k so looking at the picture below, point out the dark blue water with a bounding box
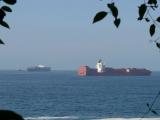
[0,71,160,120]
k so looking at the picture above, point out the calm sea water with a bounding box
[0,71,160,120]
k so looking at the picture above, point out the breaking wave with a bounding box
[93,118,160,120]
[25,116,79,120]
[25,116,160,120]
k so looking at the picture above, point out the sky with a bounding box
[0,0,159,71]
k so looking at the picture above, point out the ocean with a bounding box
[0,71,160,120]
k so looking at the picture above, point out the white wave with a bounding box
[25,116,79,120]
[25,116,160,120]
[93,118,160,120]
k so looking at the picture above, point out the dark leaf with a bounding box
[156,17,160,22]
[114,18,120,28]
[93,11,108,24]
[156,42,160,48]
[0,9,6,21]
[3,0,16,5]
[146,103,150,108]
[145,18,150,22]
[138,4,147,20]
[149,24,155,37]
[0,21,10,29]
[107,2,118,18]
[148,0,157,6]
[107,2,114,8]
[0,110,24,120]
[1,6,12,12]
[0,39,5,44]
[151,110,159,115]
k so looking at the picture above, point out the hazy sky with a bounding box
[0,0,159,70]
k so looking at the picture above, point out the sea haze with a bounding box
[0,71,160,120]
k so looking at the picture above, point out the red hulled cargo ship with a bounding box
[78,60,151,76]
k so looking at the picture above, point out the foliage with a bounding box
[0,0,16,45]
[93,2,121,28]
[93,0,160,49]
[0,110,24,120]
[93,0,160,118]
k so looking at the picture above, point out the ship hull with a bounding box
[78,66,151,76]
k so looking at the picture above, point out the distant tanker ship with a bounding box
[27,65,51,72]
[78,60,151,76]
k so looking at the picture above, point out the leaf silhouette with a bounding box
[148,0,157,6]
[93,11,108,24]
[107,3,118,18]
[1,6,12,12]
[146,103,150,108]
[0,110,24,120]
[0,39,5,44]
[0,9,6,21]
[156,17,160,22]
[156,42,160,48]
[3,0,16,5]
[149,24,155,37]
[138,4,147,20]
[151,110,158,115]
[145,18,150,22]
[114,18,120,28]
[0,21,10,29]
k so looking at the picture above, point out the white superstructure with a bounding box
[96,60,105,73]
[37,64,45,68]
